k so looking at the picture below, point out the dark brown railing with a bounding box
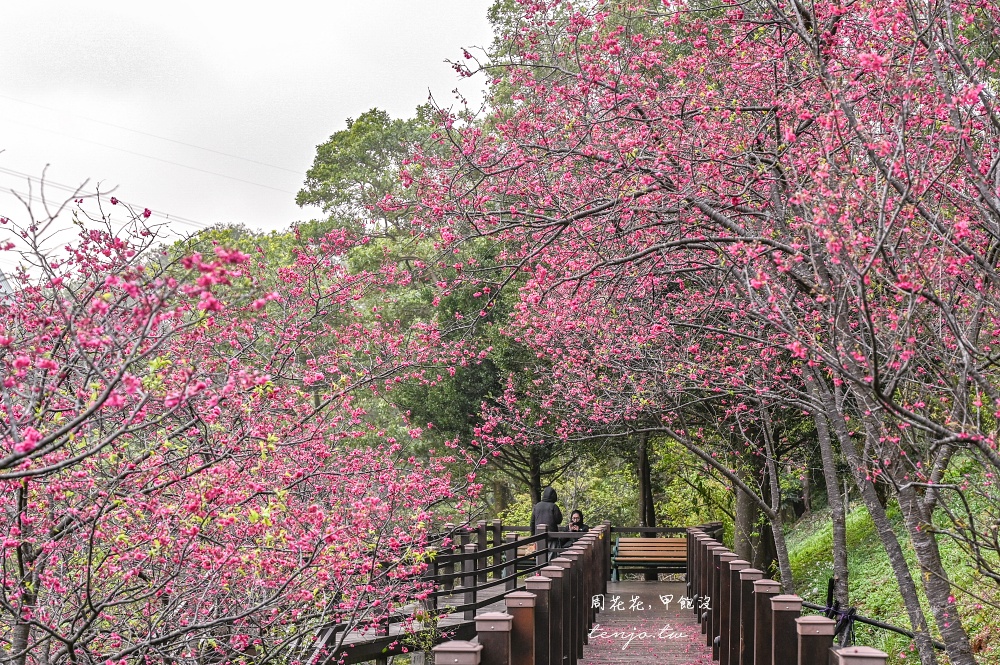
[310,521,606,665]
[687,526,897,665]
[314,520,754,665]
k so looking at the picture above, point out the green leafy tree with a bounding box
[297,107,435,237]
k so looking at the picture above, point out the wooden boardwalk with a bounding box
[583,580,713,665]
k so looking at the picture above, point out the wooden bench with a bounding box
[611,536,687,580]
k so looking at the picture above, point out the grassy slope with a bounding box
[785,505,999,664]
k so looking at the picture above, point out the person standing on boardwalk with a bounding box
[568,509,589,532]
[530,486,562,535]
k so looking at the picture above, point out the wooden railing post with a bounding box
[705,545,727,641]
[525,576,552,665]
[505,591,536,665]
[575,535,597,629]
[694,534,710,621]
[752,579,781,665]
[723,559,749,665]
[505,533,520,591]
[463,543,479,620]
[535,526,549,567]
[797,616,837,665]
[738,568,763,665]
[686,528,700,601]
[714,551,737,659]
[701,540,722,627]
[550,557,574,665]
[432,640,482,665]
[585,534,599,624]
[601,521,612,591]
[540,565,565,665]
[562,548,585,656]
[477,522,489,583]
[442,523,456,592]
[829,646,889,664]
[423,556,440,612]
[493,519,503,571]
[477,612,513,665]
[770,595,803,665]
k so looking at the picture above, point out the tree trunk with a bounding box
[808,377,849,608]
[734,482,757,562]
[898,484,976,665]
[801,470,811,515]
[824,387,938,665]
[493,477,510,515]
[637,432,658,580]
[753,519,778,574]
[734,455,762,564]
[529,449,542,505]
[637,432,656,528]
[759,415,794,593]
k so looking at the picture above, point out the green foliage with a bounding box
[653,439,731,528]
[296,106,434,236]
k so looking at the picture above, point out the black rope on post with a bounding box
[803,578,945,651]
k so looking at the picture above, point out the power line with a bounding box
[0,166,210,229]
[1,116,299,195]
[0,92,304,175]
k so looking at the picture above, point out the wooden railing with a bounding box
[314,520,742,665]
[310,521,608,665]
[686,526,892,665]
[430,523,611,665]
[428,520,723,665]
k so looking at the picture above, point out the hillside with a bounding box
[785,507,999,663]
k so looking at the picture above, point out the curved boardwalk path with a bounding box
[583,580,713,665]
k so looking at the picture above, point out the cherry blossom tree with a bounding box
[0,196,459,665]
[406,1,1000,662]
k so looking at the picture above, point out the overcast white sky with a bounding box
[0,1,494,267]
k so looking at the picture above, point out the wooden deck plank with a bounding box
[584,580,713,665]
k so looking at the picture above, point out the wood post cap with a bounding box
[719,552,738,561]
[753,579,781,592]
[505,591,537,607]
[770,594,803,611]
[476,611,513,632]
[739,568,764,581]
[550,557,572,568]
[796,615,837,635]
[831,646,889,664]
[432,640,483,664]
[540,566,565,578]
[525,575,552,589]
[728,559,750,570]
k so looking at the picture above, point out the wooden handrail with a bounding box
[686,524,896,665]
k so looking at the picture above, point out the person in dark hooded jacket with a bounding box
[530,486,562,534]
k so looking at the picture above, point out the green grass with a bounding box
[785,505,1000,664]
